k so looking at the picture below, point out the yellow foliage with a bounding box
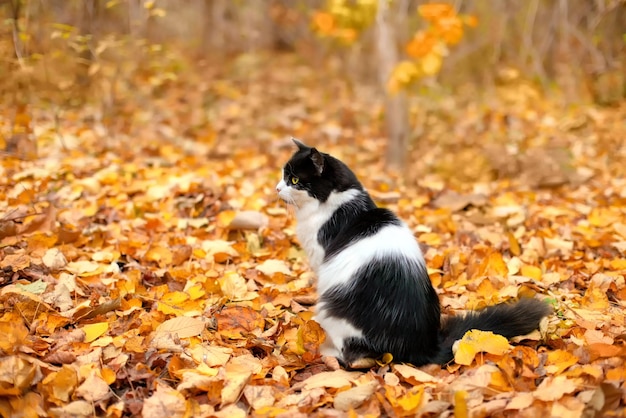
[83,322,110,343]
[387,60,421,94]
[312,0,378,45]
[391,3,477,92]
[454,330,510,365]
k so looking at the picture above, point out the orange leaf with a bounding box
[418,4,455,21]
[297,320,326,361]
[0,319,29,354]
[215,306,265,339]
[312,11,335,34]
[477,252,509,278]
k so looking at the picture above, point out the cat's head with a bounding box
[276,138,362,206]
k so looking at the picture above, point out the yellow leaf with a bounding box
[101,367,116,385]
[588,207,620,227]
[187,283,206,300]
[520,265,542,280]
[144,246,173,267]
[418,232,442,246]
[454,390,469,418]
[454,329,510,365]
[420,51,443,76]
[217,210,237,228]
[397,386,424,412]
[545,349,578,374]
[83,322,109,343]
[162,291,189,305]
[609,259,626,270]
[581,284,610,310]
[377,352,393,366]
[507,231,521,256]
[477,251,509,278]
[387,60,421,93]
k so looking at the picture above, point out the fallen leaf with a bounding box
[15,279,47,295]
[75,373,110,402]
[82,322,109,343]
[155,316,205,338]
[42,248,68,271]
[303,370,362,390]
[221,355,262,406]
[393,364,439,384]
[534,375,578,401]
[454,330,510,365]
[215,306,265,339]
[142,382,188,418]
[256,259,292,277]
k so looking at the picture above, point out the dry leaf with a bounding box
[156,316,205,338]
[303,370,362,390]
[142,382,188,418]
[534,376,578,401]
[454,330,510,365]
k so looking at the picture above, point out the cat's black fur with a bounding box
[278,139,552,367]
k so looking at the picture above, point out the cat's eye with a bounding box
[291,177,299,185]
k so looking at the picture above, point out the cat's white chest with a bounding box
[295,204,328,271]
[293,189,361,272]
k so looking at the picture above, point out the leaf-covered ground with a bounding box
[1,56,626,417]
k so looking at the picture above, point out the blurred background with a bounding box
[1,0,625,177]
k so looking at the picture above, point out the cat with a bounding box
[276,138,551,368]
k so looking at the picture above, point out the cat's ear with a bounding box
[292,137,309,151]
[310,148,324,175]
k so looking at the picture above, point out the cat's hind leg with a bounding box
[341,337,381,369]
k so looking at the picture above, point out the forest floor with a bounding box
[1,54,626,417]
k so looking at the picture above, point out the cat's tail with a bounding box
[434,298,552,365]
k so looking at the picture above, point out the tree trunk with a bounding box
[376,0,409,170]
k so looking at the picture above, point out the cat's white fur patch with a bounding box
[317,224,424,295]
[314,307,363,357]
[315,224,425,358]
[294,189,361,270]
[277,172,360,271]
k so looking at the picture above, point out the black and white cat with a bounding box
[276,138,551,368]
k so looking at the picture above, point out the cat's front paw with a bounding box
[346,357,377,369]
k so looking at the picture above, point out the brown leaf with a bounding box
[215,306,265,339]
[142,382,188,418]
